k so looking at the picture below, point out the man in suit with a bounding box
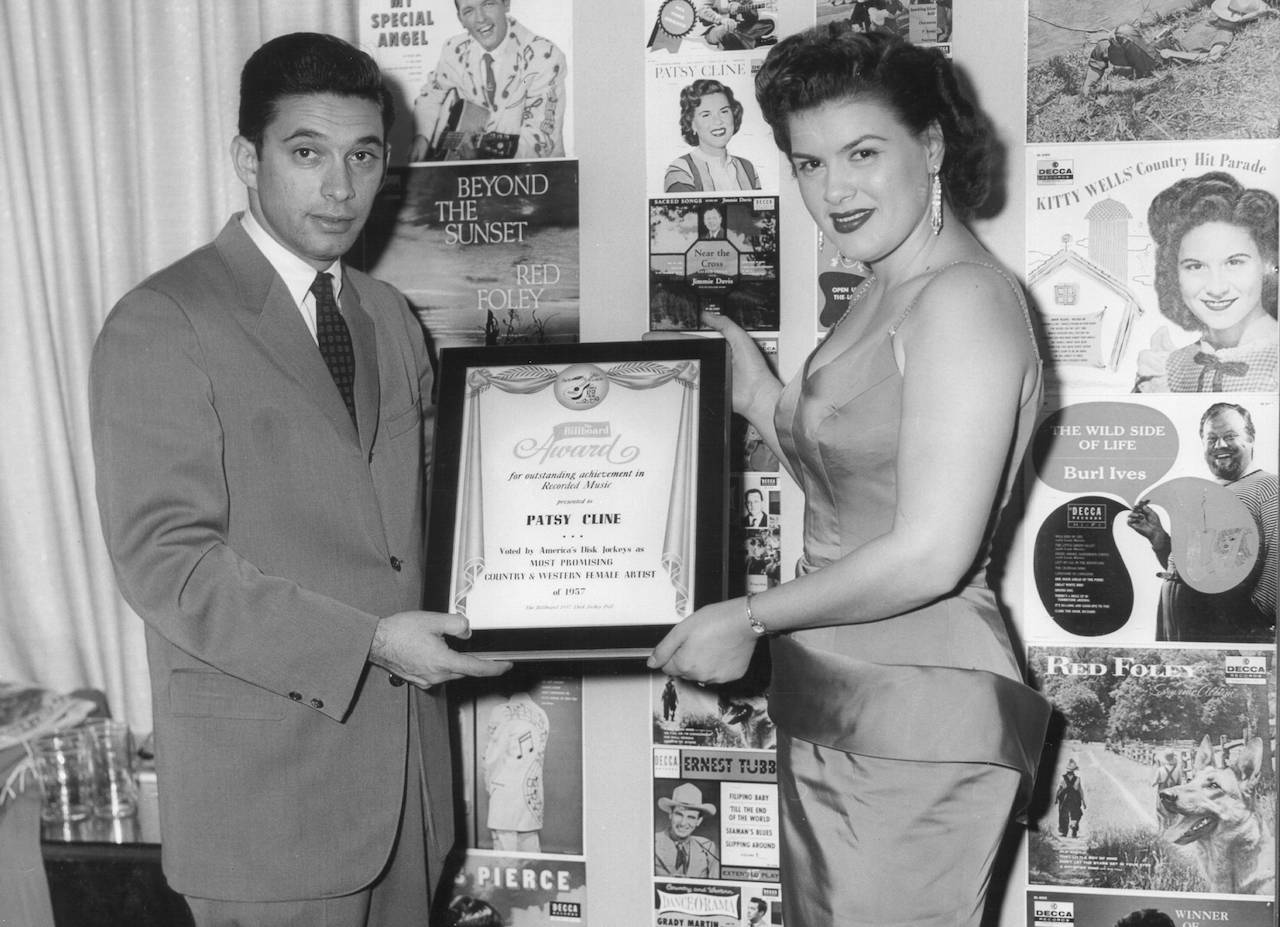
[90,33,510,926]
[743,487,768,527]
[653,782,720,879]
[701,205,727,240]
[409,0,567,161]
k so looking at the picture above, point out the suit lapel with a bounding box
[342,280,381,457]
[214,219,374,445]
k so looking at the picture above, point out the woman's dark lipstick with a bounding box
[831,208,873,234]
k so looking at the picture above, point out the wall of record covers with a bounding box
[357,0,1277,924]
[1021,0,1278,918]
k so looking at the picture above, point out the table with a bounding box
[40,773,193,927]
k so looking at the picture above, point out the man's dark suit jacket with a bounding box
[90,217,453,902]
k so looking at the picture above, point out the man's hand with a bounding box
[1127,501,1173,569]
[371,611,511,687]
[1126,501,1168,545]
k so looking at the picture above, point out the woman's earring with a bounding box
[930,169,943,236]
[817,229,824,253]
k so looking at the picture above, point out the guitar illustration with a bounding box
[702,0,777,49]
[421,88,519,161]
[648,0,776,52]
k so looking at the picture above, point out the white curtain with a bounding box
[0,0,356,734]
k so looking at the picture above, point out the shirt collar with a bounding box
[240,210,342,307]
[688,147,731,168]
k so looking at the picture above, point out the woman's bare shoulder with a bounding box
[895,257,1036,365]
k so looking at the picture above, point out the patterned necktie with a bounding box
[483,53,496,109]
[311,272,357,427]
[674,842,689,874]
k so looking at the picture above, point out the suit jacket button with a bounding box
[310,698,324,710]
[288,691,302,701]
[390,556,402,571]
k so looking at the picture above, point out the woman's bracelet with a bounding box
[746,592,768,636]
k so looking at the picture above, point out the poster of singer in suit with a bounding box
[362,0,573,163]
[649,195,779,332]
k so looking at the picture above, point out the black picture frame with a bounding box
[426,339,729,659]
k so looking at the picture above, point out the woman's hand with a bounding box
[700,312,781,420]
[644,312,788,473]
[647,597,760,684]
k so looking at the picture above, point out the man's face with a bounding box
[233,93,386,270]
[748,901,767,923]
[745,491,764,516]
[667,805,703,840]
[1201,409,1254,482]
[458,0,510,51]
[704,208,724,234]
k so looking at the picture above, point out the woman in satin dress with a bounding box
[649,27,1051,927]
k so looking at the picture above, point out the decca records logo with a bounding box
[1066,502,1107,529]
[548,900,581,921]
[1032,899,1074,926]
[1225,655,1269,684]
[653,747,681,778]
[1037,159,1074,184]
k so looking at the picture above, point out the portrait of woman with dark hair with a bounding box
[664,79,761,193]
[1136,171,1278,392]
[649,26,1050,927]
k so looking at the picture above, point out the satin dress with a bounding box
[769,262,1051,927]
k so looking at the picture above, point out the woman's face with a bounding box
[691,92,736,153]
[1177,220,1268,346]
[787,95,940,269]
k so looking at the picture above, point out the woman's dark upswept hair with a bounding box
[1147,171,1278,332]
[238,32,395,151]
[754,27,992,216]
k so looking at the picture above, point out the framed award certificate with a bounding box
[426,340,729,659]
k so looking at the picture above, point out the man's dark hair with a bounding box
[238,32,395,151]
[1200,402,1255,441]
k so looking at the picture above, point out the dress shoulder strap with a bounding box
[889,259,1037,348]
